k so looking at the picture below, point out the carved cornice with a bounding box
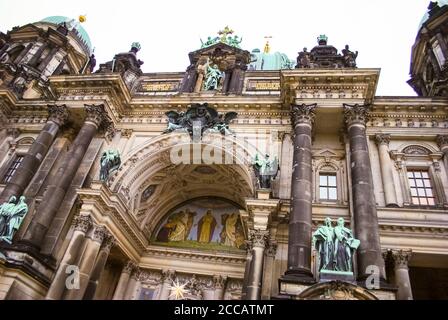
[343,103,370,127]
[375,134,391,146]
[73,214,92,233]
[290,103,316,127]
[47,104,69,126]
[390,249,412,269]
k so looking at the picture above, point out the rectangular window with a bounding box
[432,42,446,68]
[407,170,435,206]
[319,173,337,201]
[1,155,23,184]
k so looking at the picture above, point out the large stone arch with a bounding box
[298,281,379,300]
[108,132,262,237]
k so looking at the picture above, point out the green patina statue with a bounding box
[100,149,121,182]
[203,64,223,91]
[313,217,360,273]
[200,26,243,49]
[252,154,279,189]
[0,196,29,244]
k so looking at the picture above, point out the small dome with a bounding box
[38,16,92,53]
[418,0,448,30]
[249,50,293,70]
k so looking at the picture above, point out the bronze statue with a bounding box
[0,195,29,244]
[333,217,360,272]
[342,45,358,68]
[99,149,121,182]
[252,154,279,189]
[312,217,335,271]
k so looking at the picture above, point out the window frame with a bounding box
[0,154,24,184]
[406,168,436,207]
[318,172,338,202]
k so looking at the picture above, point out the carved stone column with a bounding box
[437,135,448,173]
[124,268,142,300]
[22,104,111,249]
[45,214,92,300]
[0,105,69,203]
[246,229,269,300]
[179,64,198,93]
[375,134,398,207]
[284,103,316,283]
[159,269,175,300]
[112,261,137,300]
[213,275,226,300]
[83,234,115,300]
[343,104,385,281]
[63,225,107,300]
[261,241,277,299]
[390,250,413,300]
[228,61,247,94]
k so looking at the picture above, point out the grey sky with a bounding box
[0,0,431,96]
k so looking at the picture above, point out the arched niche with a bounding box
[151,196,246,252]
[298,281,379,300]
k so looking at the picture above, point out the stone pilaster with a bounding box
[112,261,137,300]
[375,134,398,207]
[22,104,111,249]
[246,229,269,300]
[241,241,253,300]
[284,103,316,283]
[343,103,386,281]
[437,135,448,173]
[159,269,175,300]
[0,104,69,204]
[83,233,115,299]
[124,268,142,300]
[45,214,92,300]
[390,249,413,300]
[261,241,277,299]
[63,225,108,300]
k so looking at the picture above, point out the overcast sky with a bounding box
[0,0,432,96]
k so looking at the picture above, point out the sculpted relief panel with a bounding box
[154,197,245,251]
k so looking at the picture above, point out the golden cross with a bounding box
[218,26,234,41]
[264,36,273,53]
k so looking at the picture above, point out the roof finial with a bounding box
[264,36,272,54]
[78,15,87,23]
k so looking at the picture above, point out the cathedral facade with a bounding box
[0,3,447,300]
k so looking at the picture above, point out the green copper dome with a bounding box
[38,16,92,53]
[418,0,448,30]
[249,49,294,71]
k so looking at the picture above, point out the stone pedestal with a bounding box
[319,270,356,283]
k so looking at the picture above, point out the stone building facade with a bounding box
[0,5,447,300]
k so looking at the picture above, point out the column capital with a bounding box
[375,133,391,146]
[90,225,108,243]
[84,104,113,132]
[343,103,371,127]
[436,135,448,149]
[265,241,278,257]
[213,275,227,289]
[47,104,69,126]
[248,229,269,248]
[162,269,176,283]
[390,249,412,269]
[73,214,92,233]
[290,103,317,127]
[123,260,138,274]
[101,233,115,252]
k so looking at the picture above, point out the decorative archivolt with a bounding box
[397,142,437,155]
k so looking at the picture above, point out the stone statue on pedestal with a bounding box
[252,154,279,189]
[0,196,29,244]
[99,149,121,182]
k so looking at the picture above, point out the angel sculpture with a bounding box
[99,149,121,182]
[252,154,279,189]
[209,112,238,135]
[163,111,186,133]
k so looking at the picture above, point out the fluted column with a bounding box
[159,269,175,300]
[375,134,398,207]
[45,214,92,300]
[437,135,448,173]
[285,103,316,282]
[246,229,269,300]
[0,105,69,203]
[112,261,137,300]
[343,104,385,281]
[22,104,111,249]
[213,275,226,300]
[83,234,115,300]
[390,250,413,300]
